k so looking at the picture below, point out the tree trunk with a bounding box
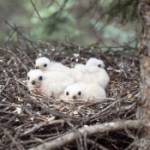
[137,0,150,149]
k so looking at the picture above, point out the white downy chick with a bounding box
[85,58,110,89]
[73,64,94,83]
[69,67,84,82]
[35,57,70,72]
[41,71,74,99]
[86,58,105,69]
[74,64,87,73]
[63,83,106,102]
[27,69,44,90]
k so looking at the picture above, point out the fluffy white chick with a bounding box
[27,69,44,90]
[35,57,70,72]
[63,83,106,102]
[41,71,74,99]
[85,58,110,89]
[86,58,105,69]
[74,64,87,73]
[73,64,94,83]
[69,67,84,82]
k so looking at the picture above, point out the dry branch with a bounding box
[29,120,142,150]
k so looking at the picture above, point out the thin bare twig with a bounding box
[30,0,43,22]
[87,139,109,150]
[3,129,22,150]
[21,119,64,137]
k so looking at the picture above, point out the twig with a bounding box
[3,129,22,150]
[0,110,27,117]
[21,119,64,137]
[30,0,43,22]
[81,98,122,123]
[28,120,142,150]
[87,139,109,150]
[55,0,60,7]
[0,78,11,94]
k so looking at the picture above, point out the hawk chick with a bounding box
[85,58,110,89]
[27,69,44,91]
[74,64,87,73]
[41,71,74,99]
[35,57,70,72]
[63,83,106,102]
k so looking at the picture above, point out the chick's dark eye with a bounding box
[39,76,43,80]
[78,91,81,95]
[28,76,30,80]
[43,64,47,67]
[98,64,101,68]
[66,92,69,95]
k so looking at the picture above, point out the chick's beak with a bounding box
[35,66,39,69]
[72,95,77,100]
[31,80,36,85]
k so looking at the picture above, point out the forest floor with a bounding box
[0,41,139,150]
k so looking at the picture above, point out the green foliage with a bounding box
[101,0,140,24]
[29,0,82,42]
[90,18,137,47]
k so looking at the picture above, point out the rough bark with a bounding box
[137,0,150,149]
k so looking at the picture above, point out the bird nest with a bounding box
[0,42,139,150]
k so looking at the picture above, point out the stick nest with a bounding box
[0,42,139,150]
